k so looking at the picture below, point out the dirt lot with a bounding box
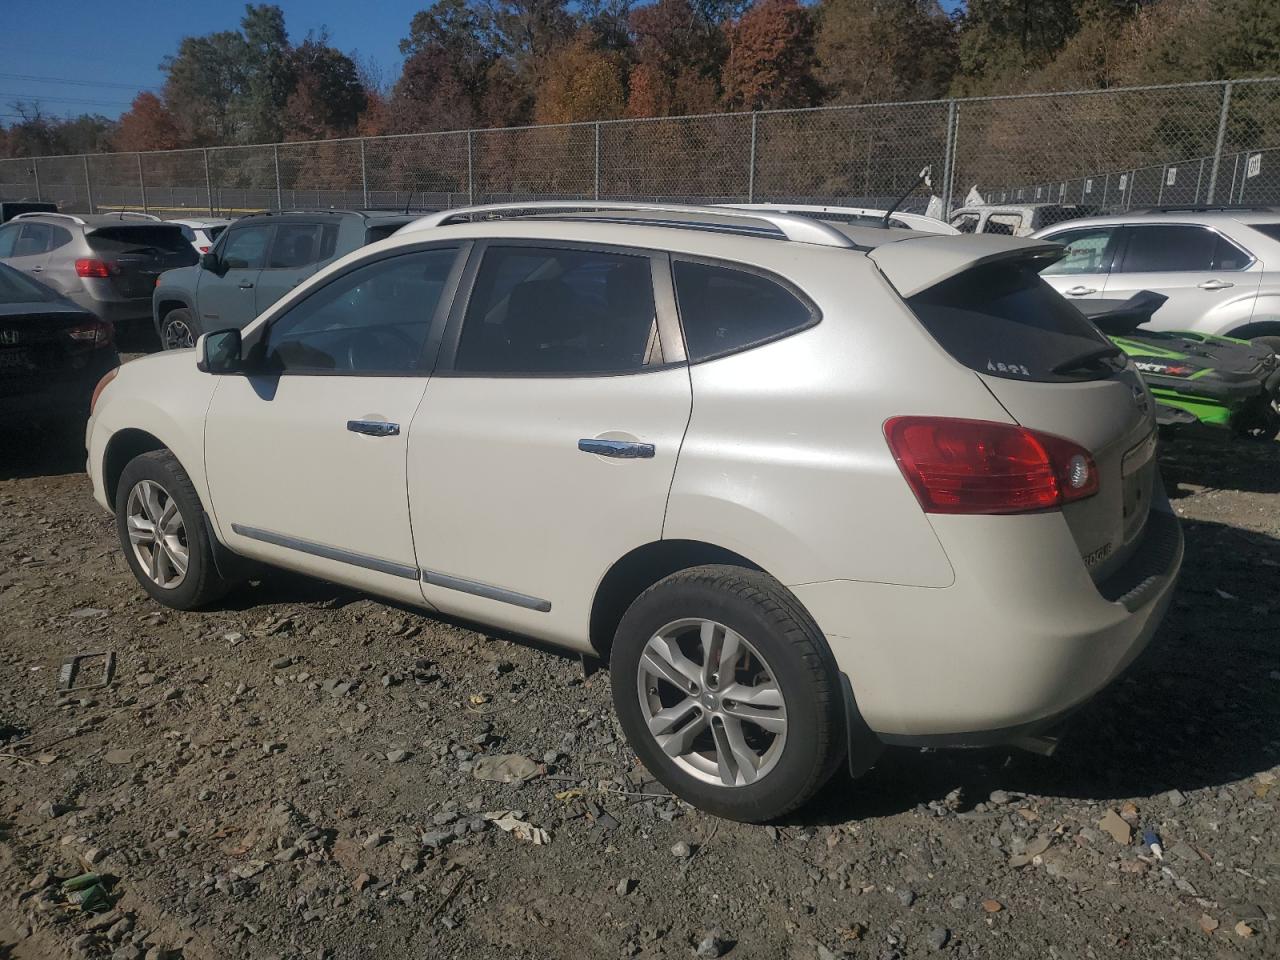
[1,416,1278,960]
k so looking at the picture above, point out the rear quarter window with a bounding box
[672,260,817,362]
[908,261,1118,383]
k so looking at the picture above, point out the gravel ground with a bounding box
[1,411,1278,960]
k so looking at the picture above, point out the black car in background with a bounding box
[0,261,118,435]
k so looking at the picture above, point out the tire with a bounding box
[609,564,846,822]
[114,449,232,610]
[160,307,199,351]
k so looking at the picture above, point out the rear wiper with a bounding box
[1051,343,1123,374]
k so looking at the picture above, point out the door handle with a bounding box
[1198,279,1234,290]
[347,419,400,437]
[1064,285,1096,296]
[30,266,43,273]
[578,438,655,459]
[238,280,255,289]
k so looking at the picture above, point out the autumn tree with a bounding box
[626,0,725,116]
[387,45,478,132]
[722,0,820,110]
[815,0,956,104]
[534,30,627,123]
[114,92,184,151]
[283,39,366,140]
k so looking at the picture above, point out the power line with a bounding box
[0,72,159,91]
[0,93,135,108]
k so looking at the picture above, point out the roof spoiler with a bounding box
[869,235,1064,298]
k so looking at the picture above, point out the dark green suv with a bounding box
[152,210,417,350]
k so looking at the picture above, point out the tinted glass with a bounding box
[0,224,18,258]
[673,260,814,362]
[1041,227,1116,276]
[908,261,1116,383]
[456,246,656,374]
[263,248,457,373]
[0,263,54,303]
[1247,223,1280,243]
[207,225,227,241]
[268,223,322,269]
[1116,225,1217,272]
[87,226,196,257]
[1212,234,1250,270]
[14,223,52,256]
[47,225,72,251]
[177,224,196,242]
[219,225,272,269]
[366,224,402,244]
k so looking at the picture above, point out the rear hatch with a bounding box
[85,225,198,300]
[872,236,1158,581]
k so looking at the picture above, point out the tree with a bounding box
[534,30,627,123]
[951,0,1081,95]
[162,31,251,144]
[387,45,478,132]
[114,92,184,151]
[815,0,956,104]
[283,39,367,140]
[626,0,726,116]
[240,4,295,142]
[722,0,820,110]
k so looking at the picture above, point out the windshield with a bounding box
[0,262,54,304]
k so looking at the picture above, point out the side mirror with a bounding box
[199,252,220,272]
[197,328,242,374]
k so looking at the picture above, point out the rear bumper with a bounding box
[67,289,152,326]
[793,506,1182,742]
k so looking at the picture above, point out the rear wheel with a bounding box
[160,308,198,351]
[610,565,848,822]
[115,450,232,609]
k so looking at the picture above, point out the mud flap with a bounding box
[841,672,885,779]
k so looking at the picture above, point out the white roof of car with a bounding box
[167,218,232,229]
[1031,208,1280,236]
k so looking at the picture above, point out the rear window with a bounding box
[366,223,408,244]
[1248,223,1280,243]
[207,225,227,241]
[907,261,1117,383]
[88,226,197,263]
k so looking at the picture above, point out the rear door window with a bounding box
[267,223,323,269]
[907,260,1117,383]
[454,245,658,374]
[672,260,816,362]
[1114,225,1220,272]
[1041,227,1117,275]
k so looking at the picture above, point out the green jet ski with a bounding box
[1076,291,1280,441]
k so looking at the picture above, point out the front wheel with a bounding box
[610,565,848,822]
[114,450,232,609]
[160,308,198,351]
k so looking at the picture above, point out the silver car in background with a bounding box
[1033,207,1280,349]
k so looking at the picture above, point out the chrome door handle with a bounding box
[578,438,655,459]
[1198,279,1234,290]
[238,281,255,289]
[1064,285,1096,296]
[347,419,400,437]
[30,266,43,272]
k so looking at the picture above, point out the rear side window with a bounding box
[908,261,1116,383]
[1115,225,1248,272]
[672,260,816,362]
[1041,227,1116,275]
[268,223,323,269]
[455,245,658,374]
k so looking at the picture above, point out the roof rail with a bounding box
[1135,204,1278,214]
[109,211,162,221]
[401,201,857,248]
[11,211,86,225]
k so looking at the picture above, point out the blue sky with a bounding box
[1,0,969,123]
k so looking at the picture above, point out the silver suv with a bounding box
[1033,207,1280,348]
[0,213,197,332]
[87,202,1182,821]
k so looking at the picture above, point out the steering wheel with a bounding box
[344,325,421,372]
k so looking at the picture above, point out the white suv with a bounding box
[1033,207,1280,347]
[85,202,1182,822]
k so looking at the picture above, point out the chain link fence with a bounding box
[3,77,1279,221]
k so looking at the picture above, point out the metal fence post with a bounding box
[593,122,601,200]
[137,153,148,213]
[1206,81,1234,205]
[82,156,95,214]
[203,148,213,215]
[467,130,475,204]
[273,145,283,210]
[941,99,959,218]
[747,113,758,202]
[359,138,369,208]
[32,157,41,201]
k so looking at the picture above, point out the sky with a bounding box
[0,0,422,122]
[0,0,971,124]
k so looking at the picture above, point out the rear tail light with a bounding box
[90,366,118,415]
[198,245,211,253]
[884,416,1099,515]
[75,258,118,278]
[63,319,114,349]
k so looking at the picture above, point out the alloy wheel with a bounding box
[164,317,195,350]
[125,479,189,589]
[636,618,787,787]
